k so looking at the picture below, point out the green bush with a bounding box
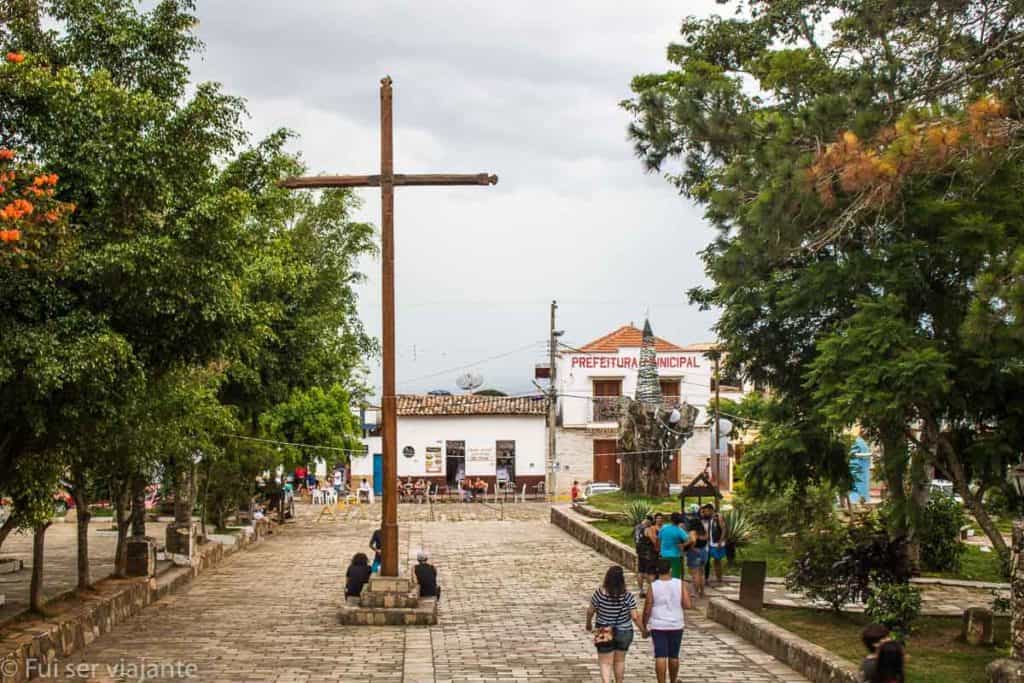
[919,492,966,573]
[788,511,910,613]
[865,582,922,640]
[786,519,853,611]
[736,482,838,542]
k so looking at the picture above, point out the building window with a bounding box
[496,440,515,486]
[591,379,622,422]
[659,379,681,408]
[445,440,465,487]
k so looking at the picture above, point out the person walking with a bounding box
[658,512,690,580]
[586,565,644,683]
[687,509,709,597]
[643,558,692,683]
[705,505,728,585]
[635,515,656,594]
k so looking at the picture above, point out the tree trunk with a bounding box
[70,472,91,592]
[0,512,17,555]
[131,475,147,538]
[878,429,915,575]
[112,479,131,577]
[922,415,1009,559]
[907,445,931,573]
[29,522,51,613]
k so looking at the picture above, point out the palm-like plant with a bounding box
[722,507,752,551]
[624,499,654,528]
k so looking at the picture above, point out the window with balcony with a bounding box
[660,379,681,409]
[591,379,622,422]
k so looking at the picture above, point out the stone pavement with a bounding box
[50,502,805,682]
[0,519,169,624]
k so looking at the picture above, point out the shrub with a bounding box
[623,499,654,529]
[736,482,838,542]
[788,511,910,612]
[865,582,922,640]
[721,507,752,551]
[787,519,854,611]
[919,492,966,572]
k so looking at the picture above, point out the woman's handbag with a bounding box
[592,626,613,646]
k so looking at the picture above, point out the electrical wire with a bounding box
[395,341,546,387]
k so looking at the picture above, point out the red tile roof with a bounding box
[578,325,686,353]
[397,394,547,417]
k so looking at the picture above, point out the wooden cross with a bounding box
[280,77,497,577]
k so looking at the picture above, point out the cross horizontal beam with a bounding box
[279,173,498,189]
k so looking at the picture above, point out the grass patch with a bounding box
[726,537,794,578]
[585,491,716,516]
[591,520,635,546]
[760,607,1009,683]
[922,544,1006,583]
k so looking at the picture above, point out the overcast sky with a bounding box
[188,1,724,398]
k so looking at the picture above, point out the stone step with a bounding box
[339,598,438,626]
[360,591,420,609]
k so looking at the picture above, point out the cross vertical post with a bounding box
[379,77,399,576]
[278,77,497,579]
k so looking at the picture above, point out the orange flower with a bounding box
[0,198,34,221]
[0,229,21,243]
[0,149,14,162]
[5,52,25,64]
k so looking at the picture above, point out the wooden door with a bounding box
[593,439,619,484]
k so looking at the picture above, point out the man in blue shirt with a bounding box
[657,512,691,579]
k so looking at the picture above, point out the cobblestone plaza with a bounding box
[51,504,805,682]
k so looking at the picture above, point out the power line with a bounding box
[395,341,546,387]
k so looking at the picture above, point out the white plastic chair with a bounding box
[312,489,325,505]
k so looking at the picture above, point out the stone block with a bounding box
[0,558,24,574]
[739,561,767,612]
[963,607,995,646]
[126,536,157,577]
[989,658,1024,682]
[165,522,197,566]
[368,575,413,593]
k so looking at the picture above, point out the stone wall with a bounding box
[0,522,277,683]
[707,598,860,683]
[550,506,636,573]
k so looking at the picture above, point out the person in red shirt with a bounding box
[295,465,308,492]
[571,481,581,502]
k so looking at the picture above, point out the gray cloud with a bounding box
[189,1,722,396]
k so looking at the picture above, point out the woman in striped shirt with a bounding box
[586,565,645,683]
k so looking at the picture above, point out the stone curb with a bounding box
[0,518,277,683]
[707,598,860,683]
[550,506,636,572]
[570,502,627,522]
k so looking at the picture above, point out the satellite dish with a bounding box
[456,371,483,392]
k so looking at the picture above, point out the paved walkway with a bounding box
[0,519,169,623]
[42,501,806,682]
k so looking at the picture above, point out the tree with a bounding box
[625,0,1024,559]
[260,384,362,468]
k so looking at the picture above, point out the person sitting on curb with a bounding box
[345,552,372,603]
[413,550,441,601]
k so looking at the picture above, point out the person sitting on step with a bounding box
[412,550,441,601]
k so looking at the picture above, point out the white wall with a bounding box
[355,415,545,481]
[557,349,714,427]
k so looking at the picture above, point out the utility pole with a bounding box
[713,351,721,484]
[548,300,560,500]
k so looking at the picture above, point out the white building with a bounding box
[554,324,746,492]
[353,394,546,496]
